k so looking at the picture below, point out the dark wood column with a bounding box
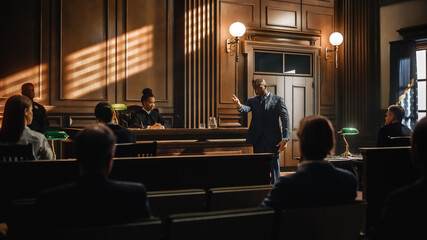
[182,0,218,128]
[336,0,381,151]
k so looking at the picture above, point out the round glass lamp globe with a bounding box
[329,32,343,46]
[229,22,246,38]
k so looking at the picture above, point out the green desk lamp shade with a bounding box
[338,128,359,157]
[45,131,69,140]
[338,127,359,135]
[111,104,127,111]
[45,131,69,160]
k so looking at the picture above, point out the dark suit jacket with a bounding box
[106,123,136,143]
[128,109,165,128]
[28,101,49,133]
[36,174,152,228]
[370,176,427,240]
[377,122,412,147]
[238,93,289,151]
[261,161,358,209]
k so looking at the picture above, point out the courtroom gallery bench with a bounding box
[359,146,420,233]
[31,200,365,240]
[0,153,273,200]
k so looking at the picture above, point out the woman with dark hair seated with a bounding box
[128,88,165,129]
[261,115,357,209]
[0,95,53,160]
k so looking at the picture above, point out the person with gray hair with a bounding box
[37,124,151,228]
[377,104,412,146]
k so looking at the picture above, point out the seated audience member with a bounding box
[36,125,152,228]
[377,105,412,147]
[370,116,427,240]
[0,95,53,160]
[128,88,165,129]
[261,115,357,209]
[95,102,136,143]
[21,82,49,133]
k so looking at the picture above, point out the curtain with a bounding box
[389,40,417,129]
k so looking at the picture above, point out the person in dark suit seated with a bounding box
[232,79,290,184]
[128,88,165,129]
[95,102,136,143]
[36,124,151,228]
[370,116,427,240]
[377,104,412,147]
[261,115,358,209]
[21,83,49,133]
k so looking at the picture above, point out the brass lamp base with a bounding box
[340,149,355,157]
[340,135,355,157]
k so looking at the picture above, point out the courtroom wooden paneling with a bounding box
[0,0,50,107]
[116,0,172,110]
[302,4,336,118]
[55,0,115,103]
[302,0,334,8]
[219,0,260,104]
[183,0,218,128]
[261,0,301,31]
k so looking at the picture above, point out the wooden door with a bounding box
[253,75,314,167]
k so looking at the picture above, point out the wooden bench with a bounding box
[148,189,206,218]
[0,143,34,162]
[359,147,420,232]
[277,200,366,240]
[165,208,276,240]
[36,218,162,240]
[206,185,272,211]
[0,153,272,199]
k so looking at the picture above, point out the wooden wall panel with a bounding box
[261,0,301,31]
[220,1,259,105]
[302,0,334,8]
[60,0,110,101]
[119,0,169,103]
[302,5,335,120]
[0,0,49,106]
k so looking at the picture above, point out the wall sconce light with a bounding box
[325,32,343,68]
[226,22,246,62]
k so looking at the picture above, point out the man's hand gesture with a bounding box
[232,94,242,109]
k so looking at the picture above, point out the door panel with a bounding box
[254,74,314,167]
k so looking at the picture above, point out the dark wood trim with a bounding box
[378,0,412,6]
[397,24,427,40]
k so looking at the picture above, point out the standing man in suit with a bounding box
[21,82,49,133]
[37,124,151,228]
[95,102,136,143]
[232,79,290,184]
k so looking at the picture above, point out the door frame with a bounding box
[242,40,321,167]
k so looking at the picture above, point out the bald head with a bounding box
[21,83,35,100]
[252,79,268,97]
